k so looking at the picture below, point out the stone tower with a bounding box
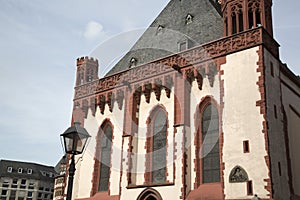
[76,56,99,86]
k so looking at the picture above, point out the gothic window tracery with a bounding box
[248,0,261,28]
[202,103,220,183]
[231,3,243,34]
[197,101,221,185]
[98,123,113,192]
[146,107,167,184]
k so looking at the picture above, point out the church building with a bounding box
[66,0,300,199]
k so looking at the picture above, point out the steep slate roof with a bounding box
[106,0,223,76]
[0,159,56,181]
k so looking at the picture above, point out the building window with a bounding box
[156,25,164,35]
[225,18,228,36]
[256,10,261,26]
[2,181,9,188]
[10,190,16,198]
[238,12,244,32]
[248,1,261,28]
[274,105,278,119]
[28,183,34,190]
[178,39,192,52]
[232,13,237,34]
[1,190,7,196]
[27,168,32,174]
[270,62,274,77]
[185,14,194,24]
[27,191,33,198]
[247,180,253,195]
[55,190,63,197]
[38,192,43,198]
[243,140,250,153]
[12,179,18,188]
[129,57,137,68]
[278,162,282,176]
[7,167,12,173]
[56,177,64,184]
[98,123,113,192]
[44,193,50,199]
[18,168,23,173]
[248,10,254,28]
[201,103,220,183]
[179,41,187,51]
[146,107,167,184]
[20,179,26,189]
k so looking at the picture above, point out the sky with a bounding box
[0,0,299,167]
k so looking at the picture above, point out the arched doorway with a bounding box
[137,188,163,200]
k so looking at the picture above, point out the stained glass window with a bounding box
[98,125,112,191]
[202,104,220,183]
[151,109,167,184]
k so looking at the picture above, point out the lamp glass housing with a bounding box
[61,122,90,155]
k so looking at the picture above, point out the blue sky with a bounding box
[0,0,299,166]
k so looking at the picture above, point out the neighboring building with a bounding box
[53,156,67,200]
[66,0,299,200]
[0,160,56,200]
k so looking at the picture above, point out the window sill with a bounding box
[126,182,174,189]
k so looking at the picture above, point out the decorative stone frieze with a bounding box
[73,28,278,116]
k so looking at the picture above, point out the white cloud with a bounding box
[83,21,105,40]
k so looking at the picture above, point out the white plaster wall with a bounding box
[221,47,270,199]
[73,99,125,198]
[189,75,220,191]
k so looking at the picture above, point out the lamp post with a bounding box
[61,122,91,200]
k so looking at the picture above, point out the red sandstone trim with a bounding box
[256,46,273,197]
[218,56,227,200]
[136,188,163,200]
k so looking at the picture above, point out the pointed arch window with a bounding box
[232,12,237,34]
[146,107,167,184]
[202,104,220,183]
[248,9,254,28]
[98,124,113,192]
[197,102,221,185]
[238,11,244,32]
[248,0,261,28]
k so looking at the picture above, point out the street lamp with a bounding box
[61,122,91,200]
